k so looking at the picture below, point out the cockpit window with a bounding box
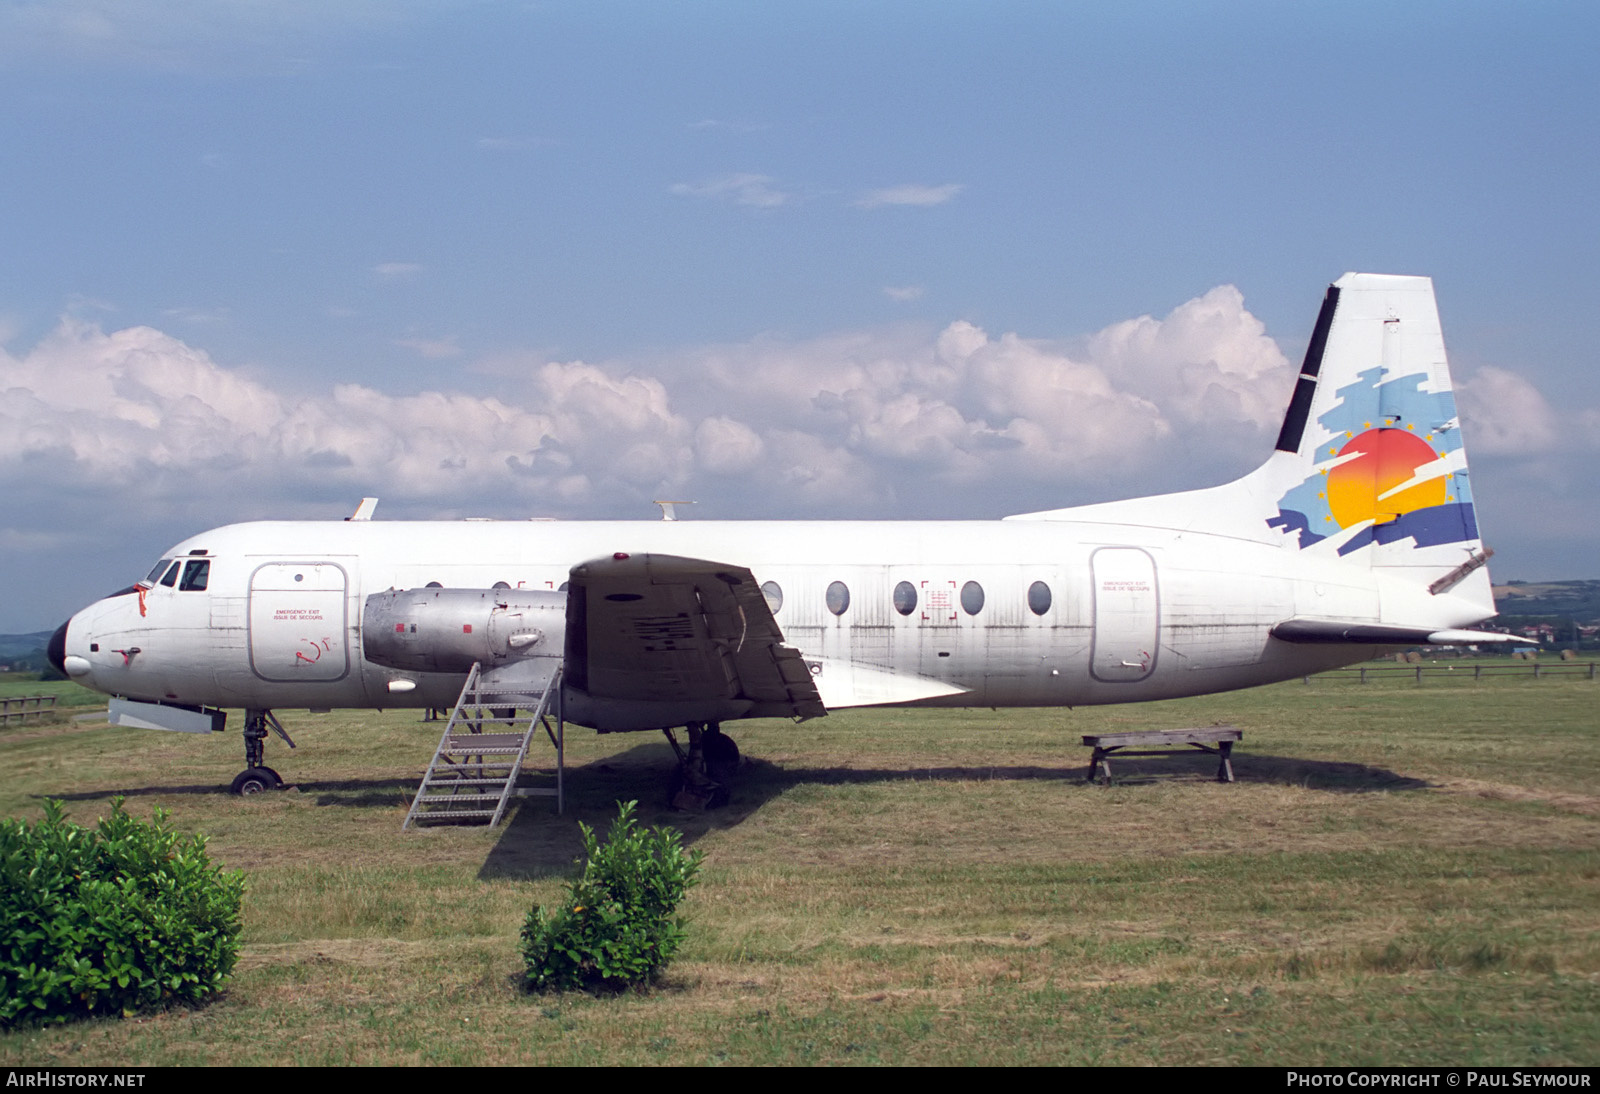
[159,561,180,587]
[179,559,211,591]
[145,559,173,584]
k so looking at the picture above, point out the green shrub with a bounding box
[521,800,704,993]
[0,798,245,1026]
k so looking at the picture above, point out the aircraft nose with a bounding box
[47,619,69,677]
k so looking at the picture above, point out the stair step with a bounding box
[403,662,564,831]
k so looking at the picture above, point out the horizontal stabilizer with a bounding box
[1271,620,1516,645]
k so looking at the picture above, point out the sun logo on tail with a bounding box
[1325,426,1449,527]
[1268,366,1476,555]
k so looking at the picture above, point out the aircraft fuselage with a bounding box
[60,514,1415,728]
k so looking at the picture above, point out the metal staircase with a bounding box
[403,661,564,830]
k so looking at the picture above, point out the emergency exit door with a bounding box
[248,562,350,682]
[1090,548,1159,683]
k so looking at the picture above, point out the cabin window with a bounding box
[892,581,917,616]
[158,561,180,588]
[825,581,850,616]
[1028,580,1052,616]
[961,580,985,615]
[761,581,783,614]
[145,559,172,584]
[179,559,210,592]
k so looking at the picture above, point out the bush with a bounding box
[0,798,245,1026]
[521,800,704,993]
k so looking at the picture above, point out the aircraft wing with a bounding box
[565,553,826,721]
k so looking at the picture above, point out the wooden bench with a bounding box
[1082,726,1241,784]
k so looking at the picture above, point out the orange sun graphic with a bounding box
[1324,428,1447,528]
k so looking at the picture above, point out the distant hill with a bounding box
[1492,580,1600,623]
[0,630,54,666]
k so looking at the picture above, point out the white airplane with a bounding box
[48,273,1511,799]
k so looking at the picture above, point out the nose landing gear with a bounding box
[231,709,295,795]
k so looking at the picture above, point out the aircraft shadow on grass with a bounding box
[25,738,1425,878]
[474,741,1431,879]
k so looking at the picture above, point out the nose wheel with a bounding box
[231,767,282,795]
[232,709,295,795]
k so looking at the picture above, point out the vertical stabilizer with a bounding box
[1264,273,1493,612]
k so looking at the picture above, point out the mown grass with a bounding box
[0,675,108,707]
[0,672,1595,1065]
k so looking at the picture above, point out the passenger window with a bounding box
[1028,580,1052,616]
[761,581,783,614]
[179,559,210,591]
[825,581,850,616]
[159,561,180,587]
[961,580,985,615]
[893,581,917,616]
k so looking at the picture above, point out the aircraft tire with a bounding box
[704,731,740,783]
[231,767,282,796]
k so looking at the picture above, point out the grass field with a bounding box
[1,670,1596,1065]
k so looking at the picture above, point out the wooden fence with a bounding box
[0,695,58,724]
[1308,662,1598,684]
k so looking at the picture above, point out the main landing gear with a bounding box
[231,709,296,796]
[662,721,740,811]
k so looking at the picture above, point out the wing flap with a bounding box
[567,553,825,721]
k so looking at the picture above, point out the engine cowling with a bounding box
[362,588,566,673]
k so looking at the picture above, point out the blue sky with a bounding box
[2,1,1596,632]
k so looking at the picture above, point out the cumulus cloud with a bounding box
[670,173,789,208]
[883,285,923,302]
[1082,284,1292,469]
[3,284,1467,574]
[856,183,964,208]
[4,285,1590,629]
[12,284,1589,626]
[1457,366,1562,455]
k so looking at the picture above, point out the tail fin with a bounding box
[1264,273,1493,609]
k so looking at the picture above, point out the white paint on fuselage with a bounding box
[60,512,1475,728]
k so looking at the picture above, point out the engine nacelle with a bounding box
[362,587,566,674]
